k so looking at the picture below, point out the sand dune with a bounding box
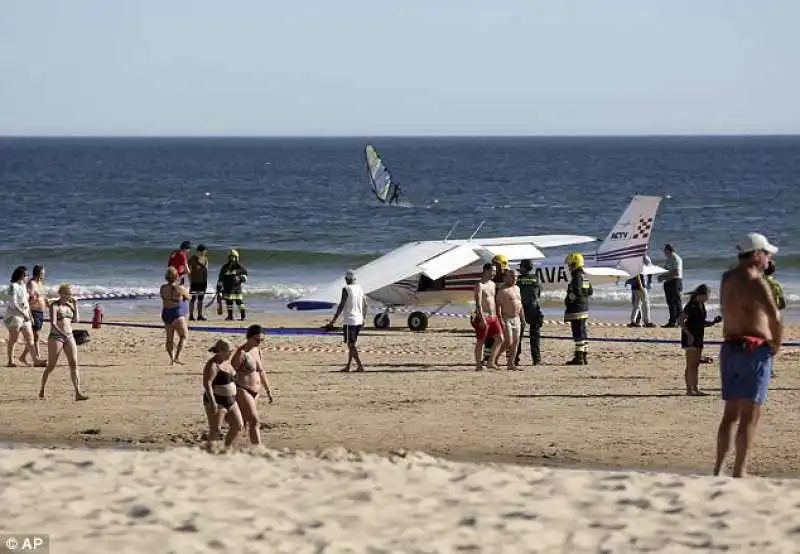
[1,445,799,553]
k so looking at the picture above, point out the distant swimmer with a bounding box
[387,182,401,205]
[714,233,781,478]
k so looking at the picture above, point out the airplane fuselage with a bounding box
[367,255,625,308]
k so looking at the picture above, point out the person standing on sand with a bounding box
[188,244,209,321]
[563,252,593,366]
[4,266,36,368]
[483,254,508,364]
[233,325,274,446]
[515,259,542,366]
[168,240,192,287]
[714,233,781,478]
[678,284,722,396]
[160,267,191,365]
[763,260,786,311]
[326,270,368,372]
[20,264,48,367]
[658,244,684,327]
[39,284,88,401]
[202,339,243,450]
[496,269,523,371]
[217,249,248,321]
[471,263,504,371]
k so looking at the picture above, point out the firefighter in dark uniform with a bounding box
[217,249,248,321]
[563,252,593,365]
[482,254,509,364]
[515,259,542,366]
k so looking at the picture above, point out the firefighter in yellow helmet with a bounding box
[216,249,249,321]
[482,254,510,364]
[563,252,593,365]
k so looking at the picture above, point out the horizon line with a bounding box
[2,132,800,140]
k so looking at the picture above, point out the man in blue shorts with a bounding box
[714,233,781,478]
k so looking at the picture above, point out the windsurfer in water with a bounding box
[388,182,401,205]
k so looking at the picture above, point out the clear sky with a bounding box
[1,0,797,136]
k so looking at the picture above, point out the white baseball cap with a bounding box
[736,233,778,255]
[345,269,356,280]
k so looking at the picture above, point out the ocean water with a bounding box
[1,136,799,321]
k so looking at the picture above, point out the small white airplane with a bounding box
[287,195,667,331]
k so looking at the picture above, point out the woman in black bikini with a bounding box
[203,339,243,450]
[232,324,274,446]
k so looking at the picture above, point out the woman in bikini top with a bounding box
[49,289,77,342]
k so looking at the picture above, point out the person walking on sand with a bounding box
[20,264,48,367]
[713,233,781,478]
[160,267,191,365]
[326,270,368,372]
[188,244,209,321]
[658,244,684,327]
[39,284,88,401]
[471,263,504,371]
[202,339,243,450]
[4,266,36,368]
[233,325,275,446]
[515,259,543,366]
[678,284,722,396]
[497,269,523,370]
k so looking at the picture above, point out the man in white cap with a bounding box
[714,232,781,478]
[327,269,368,372]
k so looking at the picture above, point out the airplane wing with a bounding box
[474,235,598,249]
[288,241,482,310]
[582,266,632,278]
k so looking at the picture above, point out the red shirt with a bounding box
[168,250,189,275]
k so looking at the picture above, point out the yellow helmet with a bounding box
[565,252,584,269]
[492,254,509,268]
[229,249,239,258]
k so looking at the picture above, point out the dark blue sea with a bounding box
[1,136,799,320]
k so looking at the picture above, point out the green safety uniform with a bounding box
[516,271,543,365]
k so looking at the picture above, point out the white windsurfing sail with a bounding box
[365,144,393,203]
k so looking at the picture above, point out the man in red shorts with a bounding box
[472,263,504,370]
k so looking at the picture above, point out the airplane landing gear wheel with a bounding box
[407,311,428,332]
[373,313,390,329]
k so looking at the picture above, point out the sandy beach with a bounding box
[0,444,798,554]
[1,313,799,476]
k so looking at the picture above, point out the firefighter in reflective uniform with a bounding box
[764,260,786,310]
[217,249,249,321]
[563,252,593,365]
[482,254,509,364]
[515,259,542,366]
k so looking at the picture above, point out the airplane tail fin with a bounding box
[594,195,662,272]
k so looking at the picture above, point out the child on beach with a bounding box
[202,339,243,450]
[678,284,721,396]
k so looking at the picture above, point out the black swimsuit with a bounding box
[203,367,236,409]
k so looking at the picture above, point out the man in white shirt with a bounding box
[657,243,684,327]
[327,270,368,372]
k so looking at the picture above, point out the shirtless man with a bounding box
[497,269,523,370]
[472,263,504,370]
[714,233,781,478]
